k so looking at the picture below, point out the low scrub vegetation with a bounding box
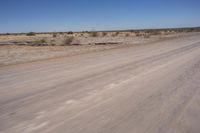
[26,32,36,36]
[61,36,75,46]
[102,32,107,37]
[67,31,74,35]
[143,34,150,38]
[31,39,47,46]
[112,32,120,37]
[52,34,58,38]
[90,32,99,37]
[135,31,141,37]
[125,33,130,37]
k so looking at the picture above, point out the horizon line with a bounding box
[1,26,200,34]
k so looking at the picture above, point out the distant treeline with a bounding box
[1,27,200,36]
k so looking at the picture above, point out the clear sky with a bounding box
[0,0,200,33]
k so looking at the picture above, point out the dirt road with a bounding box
[0,33,200,133]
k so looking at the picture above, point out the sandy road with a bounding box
[0,33,200,133]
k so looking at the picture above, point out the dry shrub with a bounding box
[31,39,47,46]
[26,32,36,36]
[90,32,99,37]
[112,32,120,37]
[52,34,57,38]
[125,33,130,37]
[143,34,150,38]
[150,30,161,35]
[61,36,74,46]
[67,31,74,35]
[135,32,141,37]
[58,32,64,35]
[102,32,107,37]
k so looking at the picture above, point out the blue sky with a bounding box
[0,0,200,33]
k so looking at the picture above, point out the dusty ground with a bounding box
[0,45,123,66]
[0,32,200,133]
[0,32,196,66]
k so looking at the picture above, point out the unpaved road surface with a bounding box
[0,33,200,133]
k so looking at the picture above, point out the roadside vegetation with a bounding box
[90,32,99,37]
[0,27,199,46]
[26,32,36,36]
